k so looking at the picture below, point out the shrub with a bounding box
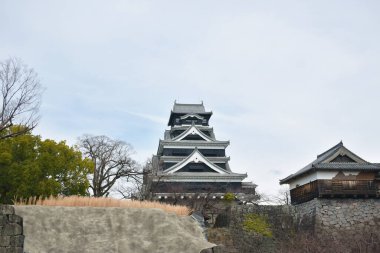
[242,213,273,238]
[223,192,235,202]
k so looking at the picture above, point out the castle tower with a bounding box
[143,102,256,201]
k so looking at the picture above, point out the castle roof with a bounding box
[172,102,207,114]
[154,172,247,182]
[164,148,230,174]
[168,102,212,126]
[280,141,380,184]
[171,125,216,142]
[157,139,230,154]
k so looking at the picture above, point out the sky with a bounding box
[1,0,380,197]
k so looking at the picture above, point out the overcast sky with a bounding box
[1,0,380,196]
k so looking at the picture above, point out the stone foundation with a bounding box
[206,198,380,252]
[296,198,380,235]
[0,205,24,253]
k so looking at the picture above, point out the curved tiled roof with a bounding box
[168,102,213,126]
[171,125,215,142]
[173,102,207,113]
[315,163,380,170]
[279,141,380,184]
[164,148,230,174]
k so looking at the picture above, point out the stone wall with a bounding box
[207,198,380,252]
[296,198,380,235]
[0,205,24,253]
[292,197,318,230]
[208,205,298,253]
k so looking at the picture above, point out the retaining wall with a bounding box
[296,198,380,235]
[227,205,295,253]
[0,205,24,253]
[207,198,380,252]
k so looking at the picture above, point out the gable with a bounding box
[180,114,205,120]
[176,163,219,173]
[322,146,367,164]
[172,126,214,142]
[182,134,205,141]
[330,155,356,163]
[165,149,228,174]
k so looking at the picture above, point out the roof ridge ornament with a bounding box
[317,141,343,158]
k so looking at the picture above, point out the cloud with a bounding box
[1,0,380,196]
[125,111,167,125]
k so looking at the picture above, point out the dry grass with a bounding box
[15,196,191,216]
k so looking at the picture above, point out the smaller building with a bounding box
[280,141,380,204]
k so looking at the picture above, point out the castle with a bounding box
[143,102,256,202]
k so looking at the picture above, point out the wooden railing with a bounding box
[318,180,379,196]
[290,180,380,204]
[290,181,319,204]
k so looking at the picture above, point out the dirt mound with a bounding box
[15,206,214,253]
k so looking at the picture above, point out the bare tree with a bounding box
[140,157,160,200]
[0,57,42,139]
[273,186,291,205]
[116,178,144,200]
[78,135,142,197]
[254,186,290,205]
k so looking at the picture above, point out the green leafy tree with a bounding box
[0,128,93,204]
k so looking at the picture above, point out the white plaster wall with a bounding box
[343,171,360,176]
[289,170,362,189]
[316,171,339,179]
[289,172,318,189]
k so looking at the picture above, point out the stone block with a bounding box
[2,224,22,236]
[200,248,213,253]
[0,206,14,215]
[3,247,23,253]
[13,248,23,253]
[0,236,11,246]
[10,236,24,247]
[212,245,227,253]
[6,216,22,225]
[0,216,6,226]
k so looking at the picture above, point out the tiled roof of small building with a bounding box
[279,141,380,184]
[315,163,380,170]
